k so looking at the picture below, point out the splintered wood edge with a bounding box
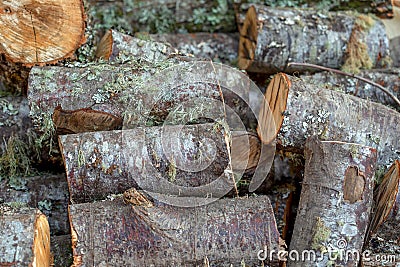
[95,29,113,60]
[33,211,51,267]
[238,5,258,70]
[231,131,261,171]
[368,160,400,236]
[257,73,290,144]
[69,206,83,267]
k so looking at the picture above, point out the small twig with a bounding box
[288,62,400,107]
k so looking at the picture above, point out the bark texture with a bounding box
[69,195,279,267]
[0,205,51,267]
[300,69,400,109]
[150,32,239,65]
[237,4,391,74]
[261,73,400,168]
[95,29,178,62]
[0,173,70,235]
[27,61,253,134]
[0,0,86,65]
[59,123,233,203]
[288,137,377,267]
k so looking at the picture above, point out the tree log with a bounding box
[258,73,400,168]
[84,0,236,37]
[300,69,400,109]
[150,32,239,65]
[27,61,255,134]
[0,205,51,267]
[59,123,269,203]
[0,173,69,235]
[68,195,279,266]
[95,29,178,62]
[237,4,391,74]
[288,137,377,267]
[0,0,86,65]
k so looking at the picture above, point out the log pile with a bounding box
[1,1,400,266]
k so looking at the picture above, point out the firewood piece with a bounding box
[0,0,86,65]
[300,69,400,109]
[68,195,279,266]
[95,29,178,62]
[237,5,391,74]
[258,73,400,168]
[28,61,253,134]
[367,160,400,242]
[382,4,400,66]
[150,32,239,65]
[0,205,51,267]
[59,123,233,203]
[288,137,377,267]
[0,173,70,235]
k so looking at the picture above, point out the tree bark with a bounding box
[95,29,178,62]
[27,61,253,134]
[0,0,86,66]
[59,123,234,203]
[258,73,400,168]
[150,32,239,65]
[300,69,400,109]
[51,235,73,267]
[0,205,51,267]
[237,4,391,74]
[288,137,377,267]
[68,195,280,267]
[0,173,70,235]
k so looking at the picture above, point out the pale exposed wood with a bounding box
[0,0,86,65]
[288,137,377,267]
[259,73,400,168]
[237,4,391,73]
[0,205,51,267]
[68,195,280,266]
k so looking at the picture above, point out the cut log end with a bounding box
[95,29,113,60]
[257,73,290,144]
[238,5,258,70]
[33,213,51,267]
[0,0,86,66]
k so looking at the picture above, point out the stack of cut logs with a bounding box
[0,0,400,266]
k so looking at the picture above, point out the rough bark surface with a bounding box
[300,69,400,109]
[0,96,33,153]
[0,0,86,65]
[237,4,391,73]
[264,73,400,168]
[0,173,70,235]
[288,137,377,267]
[59,123,232,203]
[27,61,253,134]
[151,32,239,65]
[95,29,178,62]
[0,205,51,267]
[69,195,279,267]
